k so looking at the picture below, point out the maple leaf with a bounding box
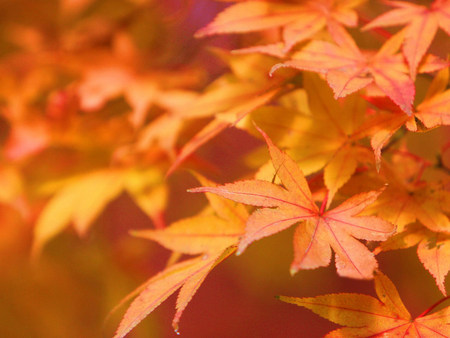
[271,28,416,114]
[114,248,235,338]
[132,174,246,255]
[32,170,124,256]
[122,169,168,227]
[378,223,450,296]
[368,152,450,234]
[416,66,450,128]
[4,120,49,160]
[190,126,395,279]
[115,175,245,337]
[417,234,450,296]
[358,108,417,169]
[363,0,450,79]
[241,73,372,205]
[133,215,241,255]
[166,52,284,175]
[167,87,279,176]
[77,64,201,128]
[279,271,450,336]
[196,0,363,52]
[32,168,167,255]
[71,26,203,124]
[133,113,186,161]
[118,89,200,160]
[232,43,288,59]
[359,66,449,168]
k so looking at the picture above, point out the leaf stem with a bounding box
[359,14,392,40]
[417,296,450,318]
[320,191,329,215]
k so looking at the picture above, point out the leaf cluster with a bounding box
[0,0,449,336]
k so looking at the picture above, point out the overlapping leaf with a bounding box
[354,147,450,293]
[242,73,372,205]
[379,223,450,296]
[357,66,449,168]
[114,248,234,338]
[358,104,416,169]
[77,61,201,127]
[369,152,450,234]
[196,0,362,53]
[114,175,246,336]
[416,66,450,128]
[190,127,395,279]
[271,29,416,114]
[364,0,450,78]
[167,53,284,175]
[279,271,450,336]
[167,87,279,175]
[133,174,247,255]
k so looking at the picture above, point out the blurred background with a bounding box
[0,0,448,337]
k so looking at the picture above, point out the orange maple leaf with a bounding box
[166,52,285,175]
[195,0,362,52]
[363,0,450,79]
[77,63,200,128]
[114,174,246,337]
[271,28,416,115]
[190,126,395,279]
[242,73,373,205]
[167,87,279,176]
[378,223,450,296]
[114,248,234,338]
[358,66,449,168]
[357,107,416,169]
[32,168,167,256]
[133,174,247,255]
[279,271,450,336]
[369,151,450,234]
[416,66,450,128]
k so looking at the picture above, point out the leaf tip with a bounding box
[372,246,382,255]
[375,160,381,173]
[165,163,177,179]
[129,229,153,239]
[129,229,139,237]
[252,121,273,150]
[269,63,286,77]
[236,242,248,256]
[194,27,208,39]
[187,187,203,193]
[276,295,290,303]
[289,266,299,276]
[173,324,181,335]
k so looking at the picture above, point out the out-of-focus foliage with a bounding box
[0,0,449,337]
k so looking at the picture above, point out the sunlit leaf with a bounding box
[279,271,450,336]
[190,127,394,279]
